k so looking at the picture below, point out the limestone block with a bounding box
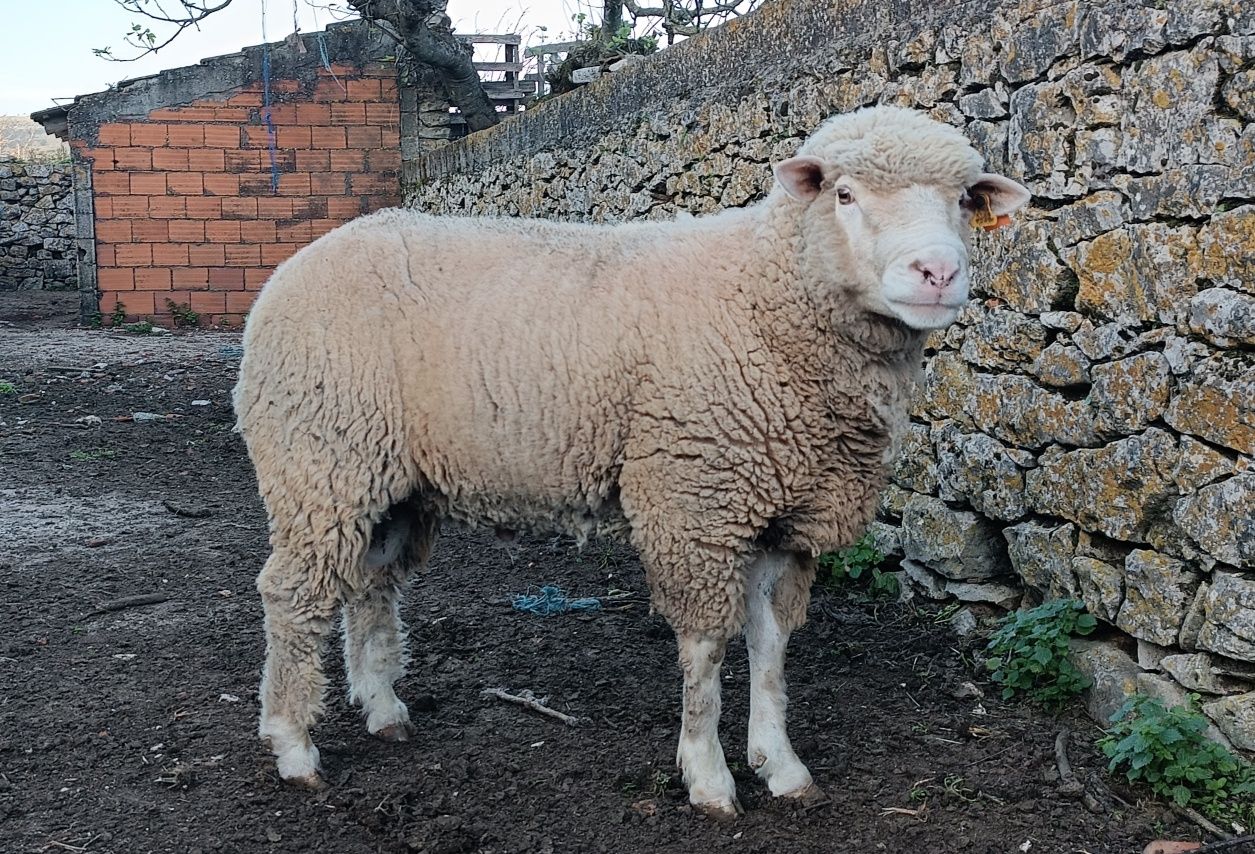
[1198,571,1255,659]
[1004,521,1078,598]
[900,494,1010,580]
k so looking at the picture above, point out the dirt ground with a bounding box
[1,292,1197,854]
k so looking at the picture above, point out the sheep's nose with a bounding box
[911,257,959,289]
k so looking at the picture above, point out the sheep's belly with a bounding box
[432,490,632,545]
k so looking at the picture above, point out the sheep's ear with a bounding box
[774,156,827,202]
[968,173,1032,216]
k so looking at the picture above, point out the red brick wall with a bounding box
[76,62,401,327]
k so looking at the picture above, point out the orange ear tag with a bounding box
[969,194,999,229]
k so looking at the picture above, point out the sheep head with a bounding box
[773,106,1030,331]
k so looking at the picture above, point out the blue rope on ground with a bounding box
[512,585,602,616]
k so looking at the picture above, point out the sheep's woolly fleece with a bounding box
[234,106,981,636]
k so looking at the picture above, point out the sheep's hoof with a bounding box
[691,796,743,821]
[780,782,829,807]
[285,771,328,791]
[372,721,416,743]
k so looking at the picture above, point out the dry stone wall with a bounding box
[409,0,1255,749]
[0,158,76,290]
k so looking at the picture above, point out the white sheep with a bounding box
[233,105,1030,817]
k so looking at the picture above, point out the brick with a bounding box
[241,125,272,148]
[97,123,130,146]
[296,103,332,124]
[97,268,135,290]
[225,244,261,266]
[189,244,226,266]
[346,78,381,101]
[365,103,399,126]
[147,108,194,121]
[173,267,210,288]
[267,103,299,125]
[93,172,131,195]
[327,196,363,219]
[112,291,155,317]
[134,268,173,291]
[277,173,312,196]
[380,129,399,148]
[206,221,241,243]
[346,126,382,148]
[185,197,222,219]
[257,197,294,218]
[277,126,312,148]
[239,220,277,243]
[209,107,253,122]
[321,63,356,78]
[311,172,348,195]
[166,125,205,146]
[329,149,365,171]
[261,243,299,266]
[329,102,366,124]
[221,197,258,219]
[148,197,187,219]
[311,126,346,148]
[96,245,115,266]
[226,91,265,107]
[276,220,313,242]
[188,148,225,171]
[131,220,169,242]
[363,195,399,213]
[168,220,205,242]
[238,173,275,196]
[225,149,262,172]
[291,197,328,219]
[313,80,348,102]
[203,125,242,148]
[310,219,340,240]
[209,267,245,288]
[351,173,397,194]
[129,172,166,195]
[189,292,226,314]
[203,173,241,196]
[129,123,168,146]
[366,148,402,172]
[379,80,398,99]
[294,149,330,171]
[152,244,190,266]
[227,290,258,312]
[166,173,205,195]
[111,148,152,170]
[152,148,190,171]
[96,220,132,242]
[244,268,271,290]
[109,196,149,218]
[115,244,152,266]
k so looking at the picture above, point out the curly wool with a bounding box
[234,106,982,638]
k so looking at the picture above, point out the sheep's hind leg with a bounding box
[745,551,823,802]
[257,549,342,789]
[675,631,741,819]
[344,505,439,741]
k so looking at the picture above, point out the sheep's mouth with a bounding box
[885,299,963,330]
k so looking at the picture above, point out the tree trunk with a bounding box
[603,0,625,37]
[348,0,498,132]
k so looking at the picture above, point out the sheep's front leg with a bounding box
[675,631,740,818]
[745,551,821,800]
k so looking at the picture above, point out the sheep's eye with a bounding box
[836,186,855,205]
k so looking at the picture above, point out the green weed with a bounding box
[818,533,899,598]
[1101,694,1255,823]
[984,598,1096,710]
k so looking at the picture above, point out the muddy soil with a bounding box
[1,293,1193,853]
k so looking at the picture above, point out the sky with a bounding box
[0,0,590,117]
